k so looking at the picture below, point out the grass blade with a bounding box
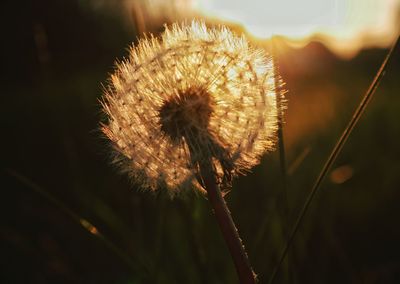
[268,34,400,284]
[272,38,291,282]
[5,168,148,279]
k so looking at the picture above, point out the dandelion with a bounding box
[101,21,278,195]
[101,21,281,284]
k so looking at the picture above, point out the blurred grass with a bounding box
[1,0,400,283]
[269,36,399,284]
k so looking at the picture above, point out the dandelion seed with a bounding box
[101,21,279,195]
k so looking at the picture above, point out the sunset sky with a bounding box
[193,0,399,56]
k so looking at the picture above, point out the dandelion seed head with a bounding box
[101,21,280,195]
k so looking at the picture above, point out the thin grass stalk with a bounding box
[268,34,400,284]
[272,37,291,282]
[5,169,147,279]
[275,80,289,232]
[199,161,256,284]
[272,38,289,225]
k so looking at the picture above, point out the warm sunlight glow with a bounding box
[194,0,399,57]
[80,219,99,235]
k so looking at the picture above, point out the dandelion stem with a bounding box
[268,34,400,284]
[200,161,256,284]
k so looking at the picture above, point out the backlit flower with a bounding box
[101,21,279,195]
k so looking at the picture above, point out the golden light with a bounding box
[80,219,99,235]
[194,0,399,57]
[330,165,354,184]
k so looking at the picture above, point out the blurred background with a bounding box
[1,0,400,283]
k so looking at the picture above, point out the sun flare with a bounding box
[194,0,399,57]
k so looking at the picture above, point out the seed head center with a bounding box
[159,88,213,143]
